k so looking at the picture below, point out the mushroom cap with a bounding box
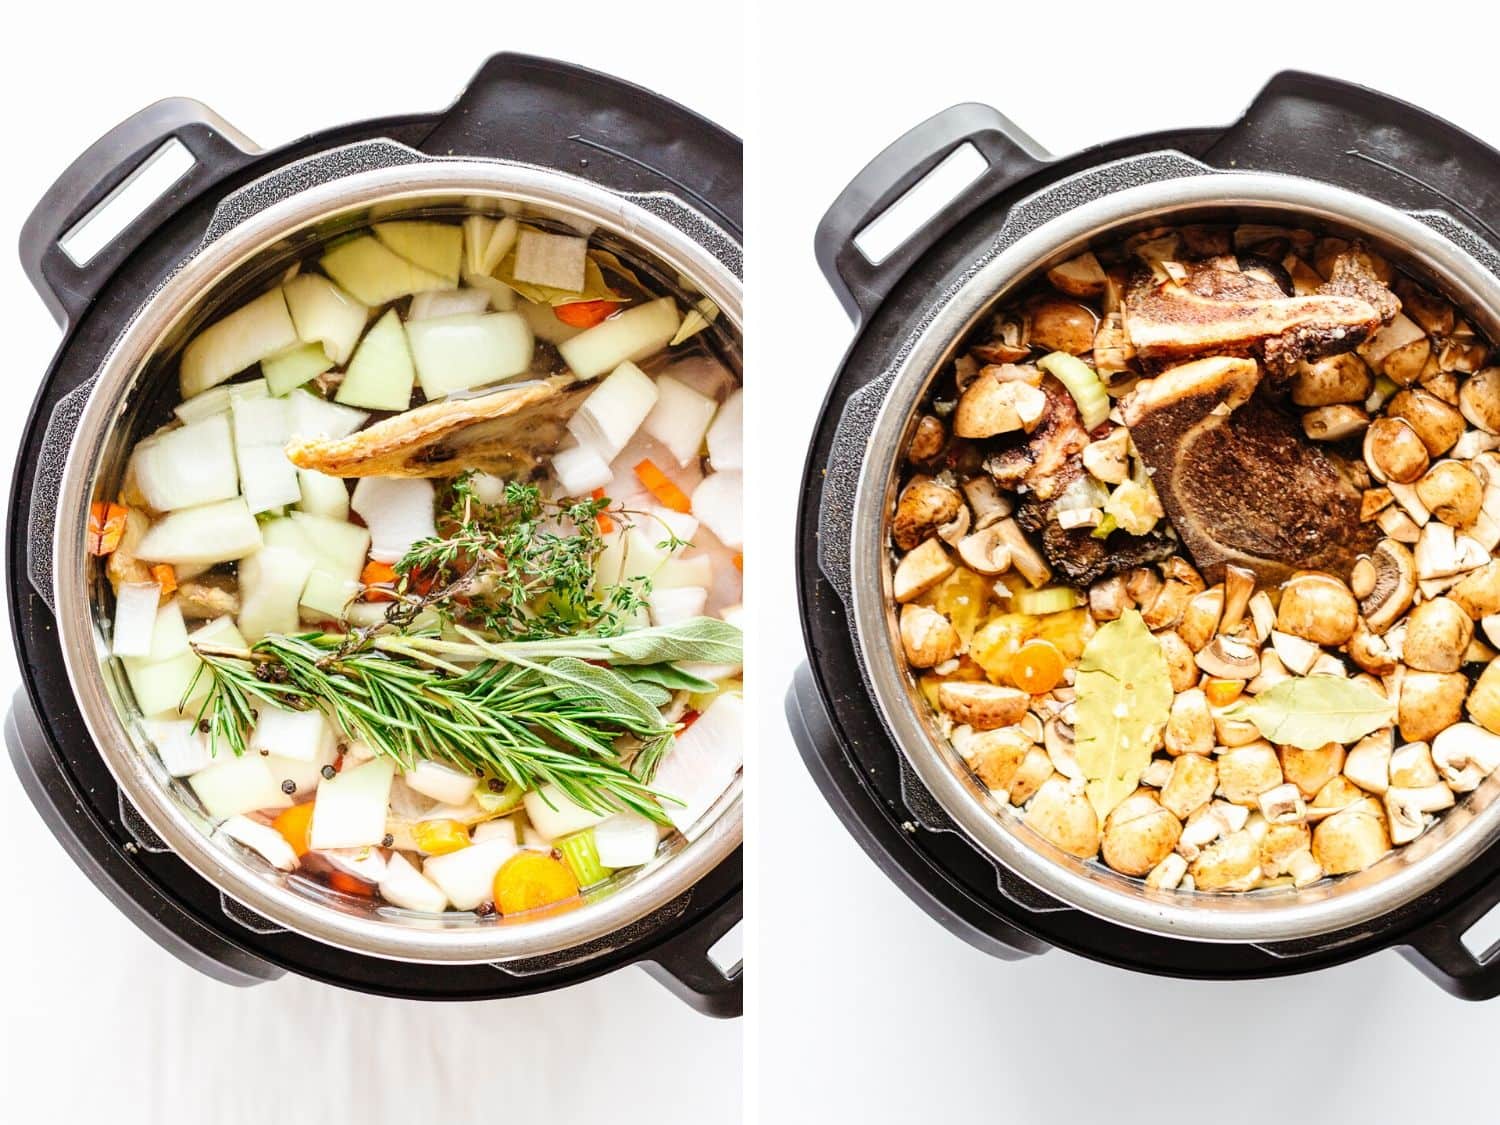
[1024,776,1101,858]
[1312,798,1391,874]
[1359,539,1417,634]
[1402,597,1474,673]
[1101,790,1182,876]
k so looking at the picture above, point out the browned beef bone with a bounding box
[1123,254,1392,375]
[1122,356,1378,585]
[1015,461,1178,585]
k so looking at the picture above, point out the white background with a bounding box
[0,5,741,1122]
[753,4,1500,1124]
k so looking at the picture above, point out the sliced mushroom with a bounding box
[1046,252,1108,298]
[955,525,1012,577]
[964,727,1032,790]
[900,604,960,668]
[1276,572,1358,645]
[1101,790,1182,876]
[1081,427,1131,484]
[1344,729,1394,795]
[1195,634,1260,680]
[1303,404,1369,442]
[1312,798,1391,874]
[1416,461,1482,529]
[1431,722,1500,792]
[961,476,1012,526]
[1145,852,1189,890]
[1280,742,1346,800]
[1261,821,1314,875]
[1387,388,1466,457]
[1307,776,1368,821]
[1160,753,1218,819]
[1385,784,1455,844]
[992,518,1051,588]
[1042,713,1081,780]
[1269,629,1321,676]
[936,503,971,546]
[1248,590,1277,643]
[1364,416,1430,484]
[1347,620,1398,676]
[1125,566,1164,609]
[1450,560,1500,619]
[1216,741,1284,806]
[1219,564,1255,635]
[1398,670,1469,742]
[1178,585,1225,652]
[1377,506,1422,544]
[893,539,955,603]
[1359,539,1417,634]
[1164,688,1213,756]
[1246,650,1292,695]
[1258,783,1307,825]
[937,682,1030,730]
[892,477,963,550]
[1088,573,1130,622]
[1402,597,1474,673]
[1460,367,1500,434]
[1007,747,1055,806]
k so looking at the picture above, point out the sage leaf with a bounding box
[474,617,743,668]
[1074,610,1173,821]
[1225,675,1394,750]
[619,662,721,695]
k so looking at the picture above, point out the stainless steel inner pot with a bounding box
[847,154,1500,943]
[52,145,742,964]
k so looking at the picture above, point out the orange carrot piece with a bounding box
[554,298,618,329]
[733,552,743,572]
[150,564,178,597]
[412,818,471,856]
[493,851,580,915]
[1204,678,1245,707]
[271,803,316,858]
[1011,639,1065,695]
[328,870,377,897]
[87,502,129,557]
[360,560,399,602]
[591,487,614,533]
[634,459,692,514]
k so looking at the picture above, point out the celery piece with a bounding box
[1037,351,1110,430]
[556,829,614,888]
[262,341,334,396]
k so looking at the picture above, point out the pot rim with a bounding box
[849,161,1500,944]
[54,156,742,964]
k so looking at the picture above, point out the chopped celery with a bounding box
[1013,585,1084,616]
[1038,351,1110,430]
[475,781,526,816]
[261,341,333,396]
[556,829,614,888]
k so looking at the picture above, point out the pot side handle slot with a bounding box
[814,103,1049,326]
[1400,875,1500,1001]
[20,97,258,328]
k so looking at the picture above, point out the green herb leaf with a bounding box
[1074,609,1173,821]
[619,663,722,695]
[1225,675,1394,750]
[473,617,743,668]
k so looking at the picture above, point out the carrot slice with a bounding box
[412,818,470,856]
[1011,639,1065,695]
[150,564,178,597]
[1204,678,1245,707]
[328,870,377,897]
[634,459,692,514]
[733,552,743,572]
[554,299,617,329]
[360,559,399,602]
[493,851,580,915]
[591,487,614,533]
[87,502,129,556]
[271,802,316,858]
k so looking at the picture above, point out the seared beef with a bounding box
[1122,356,1378,585]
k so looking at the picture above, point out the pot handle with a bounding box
[640,874,742,1019]
[814,103,1048,325]
[20,97,258,328]
[1400,883,1500,1001]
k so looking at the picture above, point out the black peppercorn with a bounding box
[381,834,394,848]
[321,764,336,780]
[474,902,495,917]
[198,720,211,734]
[487,778,502,792]
[280,779,296,795]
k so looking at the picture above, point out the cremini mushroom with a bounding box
[893,539,955,603]
[1431,723,1500,791]
[1157,631,1199,693]
[1344,729,1394,794]
[1141,576,1197,631]
[1027,297,1098,355]
[1276,572,1358,645]
[1450,560,1500,618]
[1160,753,1218,819]
[900,604,961,668]
[1303,404,1369,442]
[1359,539,1417,634]
[937,682,1029,730]
[1042,712,1081,780]
[1189,829,1262,891]
[906,415,946,463]
[1046,252,1108,298]
[1145,852,1189,890]
[1385,784,1455,845]
[1081,427,1131,484]
[1459,367,1500,434]
[1347,621,1398,676]
[1377,506,1422,544]
[1195,634,1260,680]
[1088,573,1129,622]
[992,518,1051,587]
[954,374,1048,439]
[1467,660,1500,735]
[1007,747,1055,806]
[1101,790,1182,876]
[1258,783,1307,825]
[1214,710,1264,748]
[1023,776,1101,857]
[892,477,962,550]
[1388,388,1466,456]
[1220,564,1255,635]
[965,727,1032,791]
[1216,741,1284,806]
[955,525,1011,576]
[1178,585,1225,652]
[1416,461,1483,528]
[1312,798,1391,874]
[1164,688,1213,756]
[1364,416,1430,484]
[1280,742,1346,799]
[1292,352,1373,407]
[1401,597,1474,673]
[1398,670,1469,742]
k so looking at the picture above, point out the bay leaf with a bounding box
[1074,609,1173,821]
[1225,675,1394,750]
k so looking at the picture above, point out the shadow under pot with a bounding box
[789,70,1500,999]
[9,53,743,1015]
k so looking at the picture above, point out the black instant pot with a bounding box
[787,71,1500,999]
[9,53,741,1014]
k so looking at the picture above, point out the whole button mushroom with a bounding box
[1217,741,1284,806]
[1101,790,1182,876]
[1276,572,1358,645]
[1027,297,1099,355]
[1399,671,1469,743]
[1189,829,1262,891]
[1160,754,1218,819]
[1415,461,1483,529]
[1312,797,1392,874]
[1364,416,1430,484]
[1459,367,1500,434]
[1024,777,1100,858]
[892,477,963,550]
[1387,388,1466,457]
[1402,597,1474,673]
[899,604,960,669]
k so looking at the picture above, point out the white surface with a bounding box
[754,5,1500,1123]
[0,5,740,1121]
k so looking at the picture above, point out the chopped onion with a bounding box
[351,477,436,563]
[283,273,369,366]
[190,754,293,819]
[232,395,301,515]
[373,221,463,285]
[180,288,299,398]
[593,813,661,868]
[650,585,707,627]
[643,375,717,467]
[567,361,659,458]
[691,471,742,549]
[379,852,449,912]
[309,757,395,850]
[651,694,743,832]
[112,582,163,657]
[654,552,714,590]
[286,388,368,440]
[522,784,611,840]
[408,288,491,321]
[264,745,336,798]
[422,837,518,910]
[406,312,533,399]
[706,389,743,471]
[336,309,415,411]
[296,470,349,520]
[463,215,496,276]
[552,441,613,496]
[288,512,370,618]
[403,760,478,806]
[249,704,334,763]
[643,503,699,549]
[471,818,518,845]
[218,815,299,871]
[136,499,263,566]
[518,297,581,345]
[173,378,267,425]
[512,229,588,291]
[322,846,389,884]
[144,718,214,777]
[130,413,240,512]
[460,269,517,311]
[557,297,681,379]
[469,472,510,505]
